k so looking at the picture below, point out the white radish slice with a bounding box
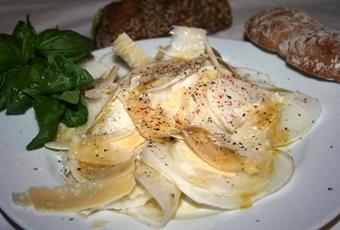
[175,197,219,219]
[277,92,321,146]
[142,141,293,210]
[55,94,112,144]
[206,75,275,131]
[234,67,321,146]
[45,141,69,151]
[106,185,151,210]
[235,67,275,89]
[99,52,115,69]
[142,142,251,209]
[85,66,118,99]
[81,59,109,80]
[87,97,135,136]
[127,163,181,228]
[264,150,294,194]
[182,127,247,174]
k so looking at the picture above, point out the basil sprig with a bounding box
[0,16,94,150]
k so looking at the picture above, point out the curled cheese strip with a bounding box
[159,26,207,60]
[113,33,153,69]
[12,173,135,212]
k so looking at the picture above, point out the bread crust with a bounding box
[245,7,324,52]
[278,30,340,81]
[95,0,232,48]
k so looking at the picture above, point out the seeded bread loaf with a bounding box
[94,0,232,48]
[245,7,340,82]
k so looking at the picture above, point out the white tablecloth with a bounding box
[0,0,339,229]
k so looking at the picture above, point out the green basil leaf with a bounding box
[24,55,93,95]
[30,57,49,76]
[0,72,5,90]
[20,57,48,95]
[63,95,88,127]
[0,72,5,111]
[0,34,25,72]
[26,96,65,150]
[36,29,93,62]
[4,59,48,114]
[13,15,36,62]
[52,88,80,104]
[5,66,33,115]
[0,68,19,111]
[13,16,36,41]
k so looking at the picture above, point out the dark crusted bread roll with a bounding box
[94,0,232,48]
[245,7,324,52]
[245,7,340,82]
[278,29,340,82]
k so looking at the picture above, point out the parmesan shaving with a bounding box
[13,173,135,212]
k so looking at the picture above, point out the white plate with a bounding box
[0,38,339,230]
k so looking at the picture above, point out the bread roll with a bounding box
[94,0,232,48]
[245,7,340,82]
[278,29,340,81]
[245,7,324,52]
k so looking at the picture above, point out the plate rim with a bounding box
[1,37,339,230]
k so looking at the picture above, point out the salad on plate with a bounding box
[11,26,320,228]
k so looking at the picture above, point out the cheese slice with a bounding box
[67,158,134,182]
[13,173,135,212]
[69,129,145,165]
[113,33,153,68]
